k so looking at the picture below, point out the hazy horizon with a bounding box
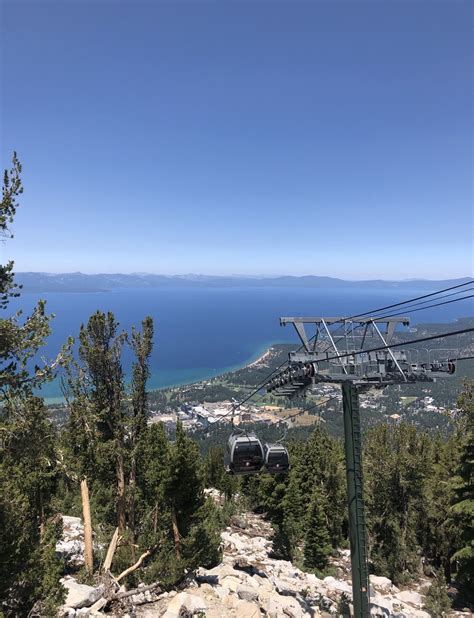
[15,271,473,283]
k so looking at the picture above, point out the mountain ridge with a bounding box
[15,272,473,293]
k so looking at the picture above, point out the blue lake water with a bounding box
[9,285,474,400]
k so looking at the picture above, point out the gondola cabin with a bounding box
[264,443,290,474]
[226,432,264,475]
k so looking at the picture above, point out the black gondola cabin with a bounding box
[264,443,290,474]
[226,432,264,475]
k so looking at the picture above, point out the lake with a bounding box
[9,285,474,400]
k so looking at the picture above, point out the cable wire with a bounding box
[367,294,474,321]
[322,327,474,364]
[337,279,473,320]
[319,287,473,355]
[220,283,474,422]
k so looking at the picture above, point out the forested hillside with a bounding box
[1,156,473,616]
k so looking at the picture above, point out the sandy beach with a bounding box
[246,347,273,368]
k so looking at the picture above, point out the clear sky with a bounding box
[1,0,472,279]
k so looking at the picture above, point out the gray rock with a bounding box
[234,600,262,617]
[162,592,207,618]
[265,593,304,618]
[61,578,103,610]
[369,575,393,594]
[214,585,230,600]
[395,589,424,608]
[236,584,259,602]
[57,517,85,567]
[370,593,393,616]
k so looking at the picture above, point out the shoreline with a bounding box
[44,342,282,405]
[245,347,273,368]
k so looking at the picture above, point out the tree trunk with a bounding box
[116,452,127,532]
[103,527,119,573]
[171,509,181,560]
[153,500,159,534]
[81,478,94,572]
[39,490,45,537]
[129,457,136,540]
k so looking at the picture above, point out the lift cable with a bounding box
[335,279,473,321]
[266,290,473,396]
[318,287,474,355]
[364,293,474,321]
[321,327,474,365]
[234,284,473,407]
[229,303,472,426]
[275,395,339,427]
[223,285,474,424]
[317,281,474,353]
[209,322,469,427]
[201,323,473,430]
[205,392,339,430]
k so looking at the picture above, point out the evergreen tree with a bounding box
[137,421,222,585]
[0,154,66,614]
[424,570,451,617]
[364,423,432,584]
[129,316,154,537]
[135,421,170,539]
[184,497,222,570]
[28,516,66,617]
[450,381,474,607]
[419,433,457,579]
[303,487,332,575]
[163,421,206,559]
[76,311,128,530]
[294,428,346,548]
[277,466,306,560]
[0,152,22,309]
[203,445,239,502]
[130,316,154,439]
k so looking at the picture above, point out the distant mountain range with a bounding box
[15,272,474,293]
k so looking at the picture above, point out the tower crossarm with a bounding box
[267,315,457,398]
[280,316,409,354]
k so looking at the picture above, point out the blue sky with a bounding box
[1,0,472,279]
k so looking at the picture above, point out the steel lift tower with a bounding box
[266,316,456,618]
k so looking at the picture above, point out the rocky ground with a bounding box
[57,510,472,617]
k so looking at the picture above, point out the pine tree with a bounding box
[294,428,346,548]
[277,468,306,560]
[0,152,22,309]
[136,421,170,538]
[364,423,432,584]
[424,570,451,617]
[29,516,66,617]
[450,381,474,607]
[137,421,221,585]
[184,497,222,569]
[129,316,154,538]
[130,316,154,439]
[0,397,65,614]
[419,433,457,579]
[163,421,205,559]
[0,154,66,615]
[76,311,128,530]
[303,487,332,575]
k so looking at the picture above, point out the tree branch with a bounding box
[116,548,153,582]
